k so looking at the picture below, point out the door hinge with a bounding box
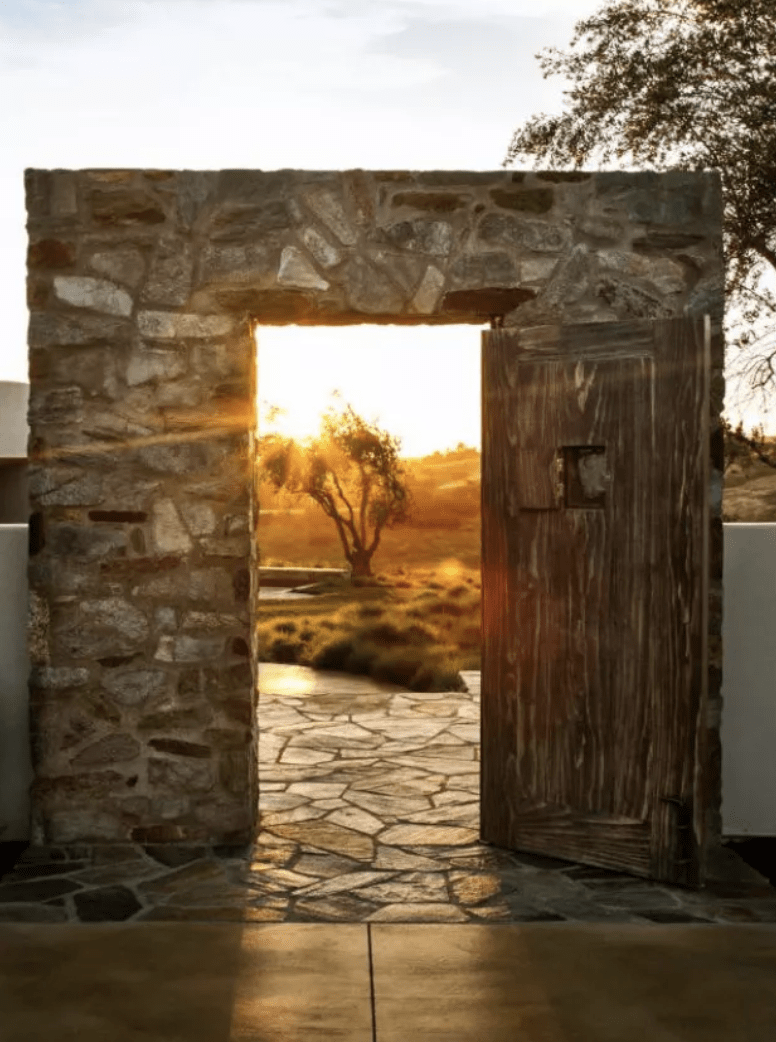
[660,794,694,866]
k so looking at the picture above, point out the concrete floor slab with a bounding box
[371,923,776,1042]
[1,922,775,1041]
[0,923,373,1042]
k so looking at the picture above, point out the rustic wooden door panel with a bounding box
[481,317,710,887]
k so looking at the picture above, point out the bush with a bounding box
[268,637,304,663]
[309,637,354,670]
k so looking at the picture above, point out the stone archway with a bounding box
[23,167,725,856]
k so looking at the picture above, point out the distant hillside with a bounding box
[259,437,776,525]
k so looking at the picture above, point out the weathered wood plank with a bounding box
[481,317,709,886]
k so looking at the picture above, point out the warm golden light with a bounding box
[253,324,485,458]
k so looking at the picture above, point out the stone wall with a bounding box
[24,168,725,859]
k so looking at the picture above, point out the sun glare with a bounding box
[253,323,484,459]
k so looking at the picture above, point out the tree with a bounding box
[503,0,776,420]
[257,398,414,577]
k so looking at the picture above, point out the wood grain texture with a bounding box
[480,318,709,885]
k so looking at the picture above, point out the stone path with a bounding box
[2,666,775,925]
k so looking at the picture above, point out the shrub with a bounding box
[268,637,304,663]
[426,599,473,617]
[360,622,408,646]
[309,637,354,670]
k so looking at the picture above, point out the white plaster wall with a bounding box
[0,516,773,843]
[0,525,32,842]
[0,382,29,458]
[721,523,776,837]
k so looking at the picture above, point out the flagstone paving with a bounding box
[2,666,776,926]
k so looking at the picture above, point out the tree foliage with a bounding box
[722,416,776,473]
[504,0,776,414]
[257,400,414,577]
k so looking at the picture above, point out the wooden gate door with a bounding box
[480,317,710,887]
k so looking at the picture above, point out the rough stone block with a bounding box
[46,810,129,844]
[278,246,329,290]
[199,243,274,285]
[489,188,554,213]
[181,611,244,631]
[126,348,188,387]
[151,499,193,553]
[70,734,141,768]
[50,173,78,216]
[176,171,219,229]
[48,523,127,561]
[344,255,404,313]
[137,441,215,475]
[28,311,131,349]
[138,311,233,339]
[141,236,194,306]
[29,467,103,507]
[53,599,148,660]
[209,201,292,242]
[409,265,446,314]
[537,242,591,308]
[31,770,127,799]
[449,252,517,288]
[148,756,214,792]
[226,514,250,537]
[204,724,251,749]
[101,669,169,707]
[596,275,677,319]
[88,247,147,288]
[391,191,468,213]
[29,386,84,425]
[53,276,133,316]
[154,635,226,663]
[28,239,77,269]
[192,799,252,835]
[576,216,626,243]
[155,379,205,408]
[596,249,686,294]
[179,501,217,536]
[685,274,725,318]
[478,213,573,253]
[219,749,250,795]
[200,535,251,557]
[521,257,559,282]
[301,226,342,268]
[380,219,454,256]
[30,667,90,690]
[138,706,213,731]
[302,188,357,245]
[90,187,167,225]
[133,566,234,604]
[154,607,178,632]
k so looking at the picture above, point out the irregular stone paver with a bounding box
[2,667,775,924]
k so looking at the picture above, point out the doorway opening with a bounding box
[252,323,488,895]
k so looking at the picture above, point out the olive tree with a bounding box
[257,398,414,577]
[504,0,776,434]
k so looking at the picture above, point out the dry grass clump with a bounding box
[256,563,481,691]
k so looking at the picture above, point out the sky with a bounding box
[2,0,773,455]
